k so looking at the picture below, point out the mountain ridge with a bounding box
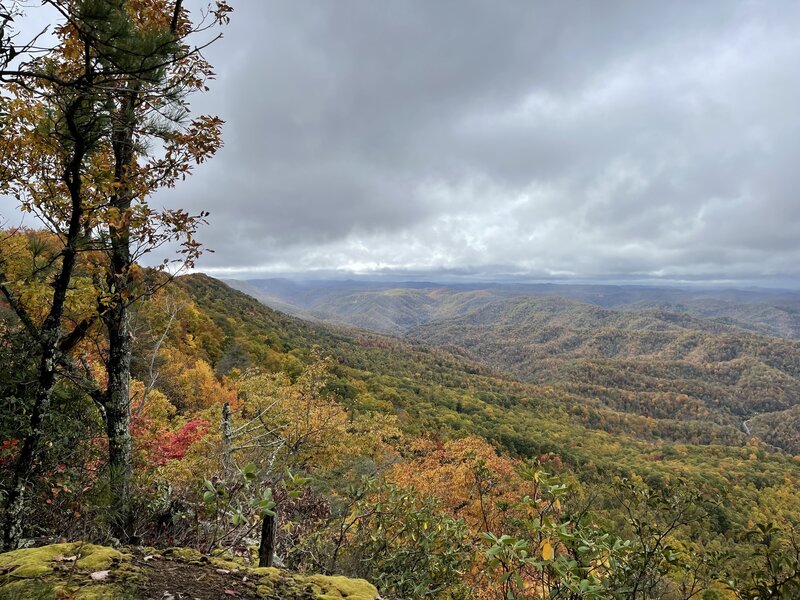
[223,277,800,454]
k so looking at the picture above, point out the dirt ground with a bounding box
[130,549,264,600]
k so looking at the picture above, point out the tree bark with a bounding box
[101,80,139,542]
[103,301,134,541]
[1,344,57,550]
[221,401,234,480]
[258,510,276,568]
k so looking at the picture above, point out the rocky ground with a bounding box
[0,542,377,600]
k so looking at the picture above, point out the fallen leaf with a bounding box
[224,590,239,597]
[90,570,110,581]
[55,555,78,562]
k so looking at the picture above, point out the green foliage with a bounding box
[483,464,631,599]
[6,271,800,596]
[298,479,473,600]
[726,521,800,598]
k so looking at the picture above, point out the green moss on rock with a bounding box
[163,546,203,562]
[307,574,378,599]
[252,570,377,600]
[0,543,378,600]
[0,543,134,600]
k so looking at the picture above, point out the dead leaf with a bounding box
[90,570,110,581]
[55,555,78,562]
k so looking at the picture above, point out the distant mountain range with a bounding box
[226,278,800,453]
[226,278,800,338]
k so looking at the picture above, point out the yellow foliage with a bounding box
[388,436,524,533]
[157,347,236,411]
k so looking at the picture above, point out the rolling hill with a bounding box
[228,278,800,453]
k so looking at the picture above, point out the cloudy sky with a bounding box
[82,2,800,283]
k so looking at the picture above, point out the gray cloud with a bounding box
[149,0,800,284]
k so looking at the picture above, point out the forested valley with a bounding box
[4,262,800,598]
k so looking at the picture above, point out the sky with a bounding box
[10,1,800,285]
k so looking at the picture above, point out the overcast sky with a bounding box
[19,1,800,284]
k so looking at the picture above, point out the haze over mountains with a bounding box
[227,278,800,454]
[227,279,800,339]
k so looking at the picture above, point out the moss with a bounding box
[208,556,243,571]
[0,542,125,581]
[251,566,281,579]
[0,543,66,579]
[251,570,377,600]
[307,574,378,599]
[74,544,126,571]
[163,546,203,562]
[0,579,58,600]
[0,543,136,600]
[0,543,377,600]
[73,584,135,599]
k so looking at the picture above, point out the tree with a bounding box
[0,0,230,546]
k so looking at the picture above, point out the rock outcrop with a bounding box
[0,542,378,600]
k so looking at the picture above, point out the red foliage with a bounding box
[0,439,19,465]
[132,417,210,466]
[158,419,210,462]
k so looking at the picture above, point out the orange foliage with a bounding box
[157,347,237,412]
[388,436,525,535]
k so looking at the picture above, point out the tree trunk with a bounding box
[1,344,57,550]
[103,300,134,542]
[221,402,234,480]
[0,102,86,548]
[258,510,276,568]
[101,81,139,543]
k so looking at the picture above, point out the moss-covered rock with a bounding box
[0,543,378,600]
[0,542,134,599]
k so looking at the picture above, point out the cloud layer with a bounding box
[156,1,800,283]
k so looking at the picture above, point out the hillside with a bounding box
[7,272,800,597]
[167,276,800,597]
[409,295,800,433]
[236,278,800,338]
[228,278,800,454]
[179,275,800,469]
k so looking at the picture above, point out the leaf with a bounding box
[90,570,110,581]
[55,555,78,562]
[242,462,257,481]
[541,540,554,561]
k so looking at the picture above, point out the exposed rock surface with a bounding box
[0,542,378,600]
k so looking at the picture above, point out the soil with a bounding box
[0,542,373,600]
[131,550,262,600]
